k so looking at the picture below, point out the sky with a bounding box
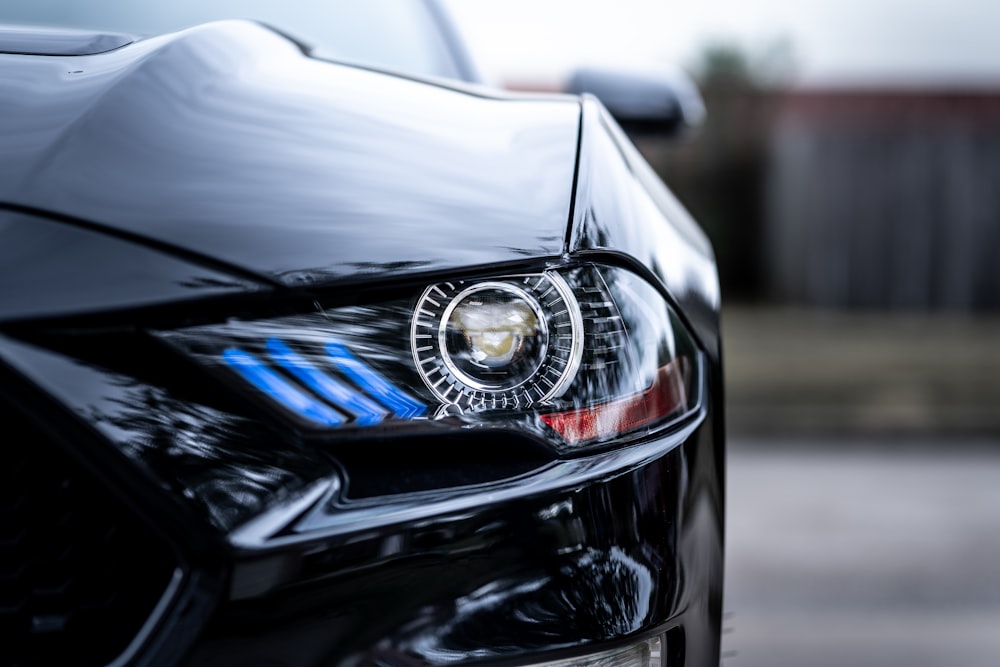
[443,0,1000,87]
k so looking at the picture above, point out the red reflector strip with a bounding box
[540,357,690,444]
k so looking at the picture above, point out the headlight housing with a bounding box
[158,262,702,453]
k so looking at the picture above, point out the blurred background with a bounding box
[444,1,1000,665]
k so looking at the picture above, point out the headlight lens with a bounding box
[158,263,701,452]
[413,273,582,405]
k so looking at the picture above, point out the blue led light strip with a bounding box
[326,342,427,418]
[266,338,386,427]
[223,348,346,427]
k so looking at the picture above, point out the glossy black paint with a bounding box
[0,210,266,322]
[0,21,719,346]
[0,19,724,667]
[0,343,229,667]
[195,425,718,667]
[0,21,578,291]
[0,331,721,667]
[0,333,325,533]
[571,98,721,360]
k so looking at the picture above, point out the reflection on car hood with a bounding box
[0,20,581,287]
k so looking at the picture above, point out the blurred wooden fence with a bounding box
[766,91,1000,311]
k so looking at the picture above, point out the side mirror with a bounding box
[566,65,706,138]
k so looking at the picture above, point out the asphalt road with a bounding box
[722,439,1000,667]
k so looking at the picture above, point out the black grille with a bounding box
[0,402,178,667]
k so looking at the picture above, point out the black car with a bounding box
[0,3,725,667]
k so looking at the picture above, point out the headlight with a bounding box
[529,635,663,667]
[412,272,582,405]
[158,263,702,453]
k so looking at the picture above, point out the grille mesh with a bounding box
[0,401,177,667]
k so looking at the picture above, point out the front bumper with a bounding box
[0,332,723,667]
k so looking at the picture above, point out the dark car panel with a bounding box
[0,210,267,322]
[571,98,721,359]
[0,21,579,292]
[0,338,229,667]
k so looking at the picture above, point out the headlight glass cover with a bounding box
[158,263,702,452]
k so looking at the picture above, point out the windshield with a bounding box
[0,0,463,80]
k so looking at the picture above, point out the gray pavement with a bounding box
[723,439,1000,667]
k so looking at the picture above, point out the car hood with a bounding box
[0,21,580,289]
